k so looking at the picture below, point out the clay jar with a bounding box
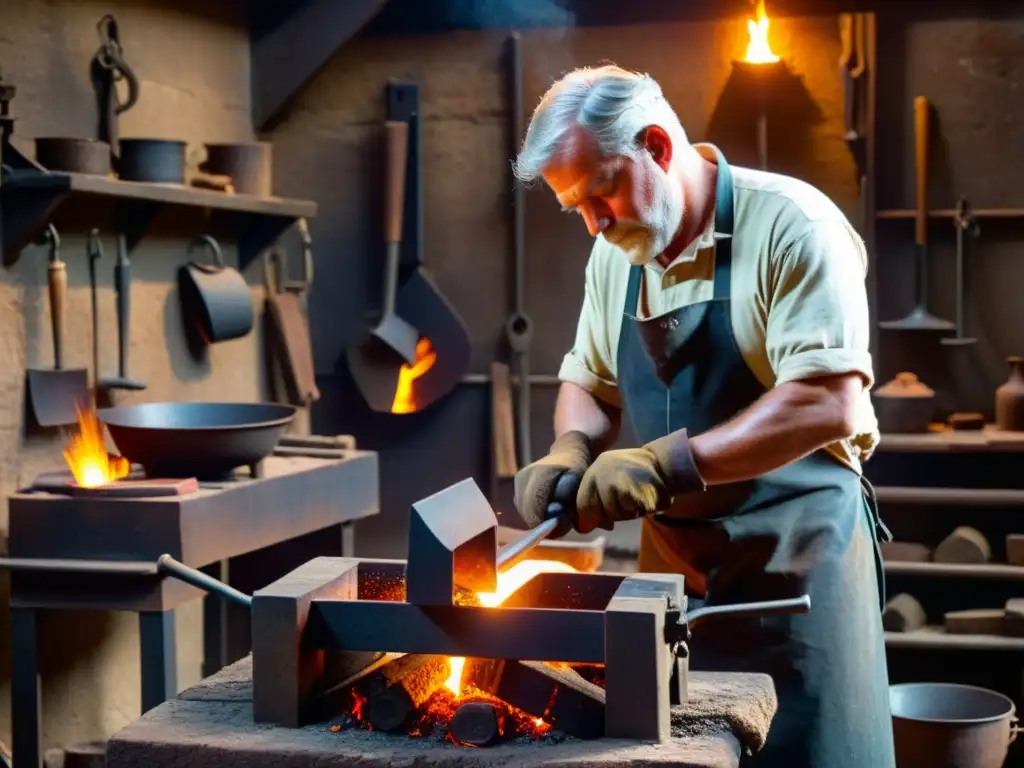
[872,372,935,434]
[995,356,1024,432]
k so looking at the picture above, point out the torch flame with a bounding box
[444,559,578,697]
[744,0,779,64]
[63,403,130,488]
[391,337,437,414]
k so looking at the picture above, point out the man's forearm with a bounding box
[687,374,862,485]
[554,382,621,453]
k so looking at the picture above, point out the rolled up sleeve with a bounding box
[766,220,875,388]
[557,254,622,408]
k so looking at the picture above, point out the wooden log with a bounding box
[880,541,932,563]
[882,593,927,632]
[1004,599,1024,637]
[449,701,501,746]
[463,658,605,739]
[944,609,1005,635]
[361,655,451,732]
[934,527,991,564]
[1007,534,1024,566]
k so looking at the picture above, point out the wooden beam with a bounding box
[250,0,391,131]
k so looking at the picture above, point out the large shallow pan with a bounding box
[99,402,296,480]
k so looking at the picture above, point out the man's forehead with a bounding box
[543,129,618,202]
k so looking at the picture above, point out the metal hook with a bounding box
[86,228,104,260]
[43,223,60,261]
[955,196,981,239]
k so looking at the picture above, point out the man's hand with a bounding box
[575,430,706,533]
[514,431,592,535]
[575,447,670,533]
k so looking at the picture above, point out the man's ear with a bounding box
[642,125,673,172]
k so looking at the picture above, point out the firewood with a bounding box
[882,593,927,633]
[361,655,450,732]
[463,658,605,739]
[933,526,991,564]
[1004,599,1024,637]
[449,701,501,746]
[1007,534,1024,566]
[943,609,1005,636]
[880,541,932,563]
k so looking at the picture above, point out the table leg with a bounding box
[139,611,176,713]
[201,561,228,678]
[342,522,355,556]
[11,608,40,768]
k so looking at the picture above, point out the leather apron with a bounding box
[616,148,896,767]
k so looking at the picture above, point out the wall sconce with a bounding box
[730,0,789,170]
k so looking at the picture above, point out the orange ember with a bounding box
[391,337,437,414]
[63,403,130,487]
[444,559,577,699]
[744,0,779,64]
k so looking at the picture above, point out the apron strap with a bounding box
[625,263,643,319]
[711,148,735,301]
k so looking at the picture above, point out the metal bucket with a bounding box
[890,683,1019,768]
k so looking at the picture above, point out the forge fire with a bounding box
[332,559,590,747]
[62,403,130,487]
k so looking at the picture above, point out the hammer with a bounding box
[496,472,579,572]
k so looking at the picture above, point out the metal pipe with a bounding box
[875,486,1024,507]
[157,554,252,608]
[686,594,811,629]
[495,472,577,571]
[0,557,157,575]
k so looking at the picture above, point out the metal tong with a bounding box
[496,473,578,571]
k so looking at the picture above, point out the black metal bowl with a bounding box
[99,402,297,480]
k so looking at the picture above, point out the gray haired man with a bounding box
[512,64,896,767]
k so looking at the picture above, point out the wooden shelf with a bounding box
[878,426,1024,453]
[884,561,1024,581]
[0,170,317,269]
[877,208,1024,220]
[886,626,1024,651]
[875,486,1024,506]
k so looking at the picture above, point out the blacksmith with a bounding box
[512,64,895,767]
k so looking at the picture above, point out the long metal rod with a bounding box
[686,594,811,629]
[495,472,577,570]
[156,554,253,608]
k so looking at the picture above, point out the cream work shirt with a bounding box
[557,145,878,473]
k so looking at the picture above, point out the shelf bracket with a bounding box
[1,188,70,267]
[236,213,297,271]
[115,200,163,254]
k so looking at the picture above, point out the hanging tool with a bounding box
[26,225,90,427]
[507,31,535,466]
[90,13,139,159]
[98,232,146,392]
[496,472,578,571]
[879,97,955,332]
[87,229,104,392]
[838,14,867,143]
[263,219,320,405]
[347,120,421,410]
[941,197,980,347]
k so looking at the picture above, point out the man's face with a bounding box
[542,128,683,266]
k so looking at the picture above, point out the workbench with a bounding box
[105,656,778,768]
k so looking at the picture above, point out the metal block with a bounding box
[500,571,627,610]
[405,478,497,605]
[604,595,672,742]
[309,599,606,662]
[251,557,359,726]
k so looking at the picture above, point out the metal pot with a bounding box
[872,372,935,434]
[890,683,1018,768]
[34,137,111,175]
[116,138,186,183]
[178,235,254,345]
[200,142,272,196]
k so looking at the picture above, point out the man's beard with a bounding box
[604,176,684,266]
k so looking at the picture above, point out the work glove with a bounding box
[514,430,592,536]
[576,430,706,534]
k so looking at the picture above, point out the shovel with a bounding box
[347,120,420,410]
[879,97,954,332]
[27,224,90,427]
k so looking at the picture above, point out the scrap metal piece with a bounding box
[251,557,359,727]
[405,478,497,605]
